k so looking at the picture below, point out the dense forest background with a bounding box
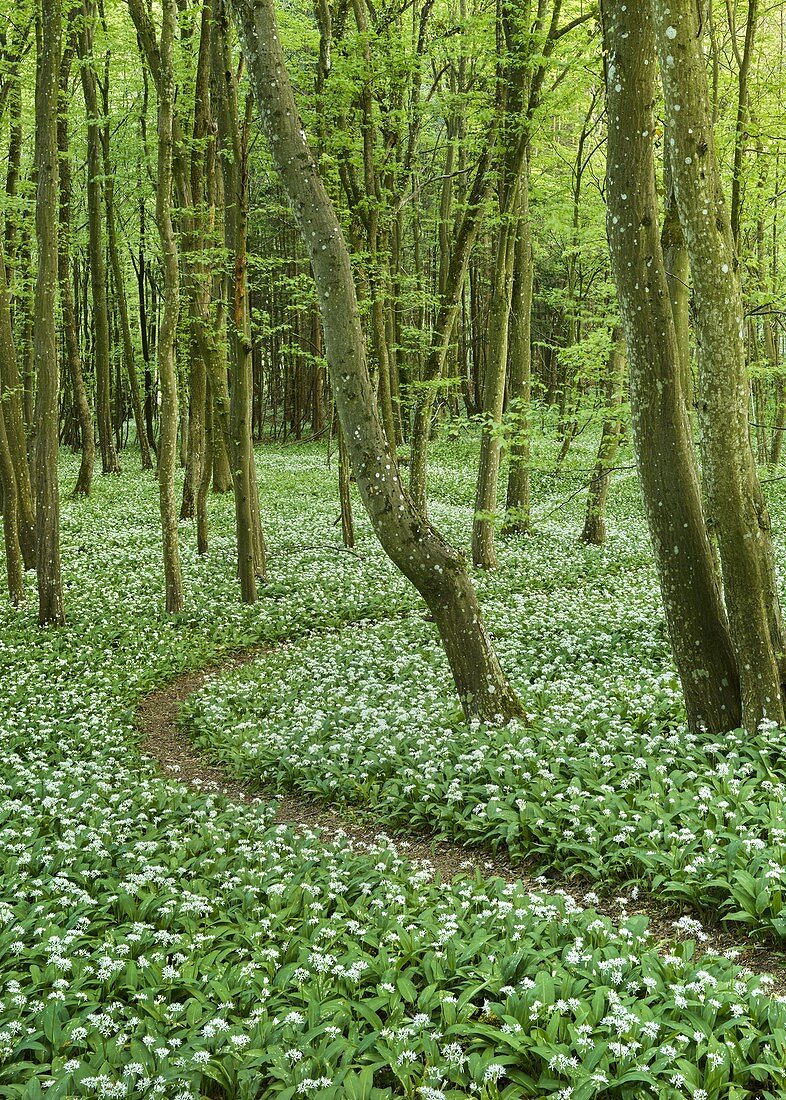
[1,0,785,726]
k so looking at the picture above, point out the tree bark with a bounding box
[100,102,152,472]
[78,0,120,475]
[232,0,523,722]
[58,43,95,498]
[34,0,65,625]
[602,0,741,732]
[652,0,786,731]
[581,326,625,545]
[504,181,534,534]
[0,244,35,567]
[154,0,184,613]
[211,0,267,598]
[0,400,24,604]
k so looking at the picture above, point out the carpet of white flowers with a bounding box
[3,439,786,1099]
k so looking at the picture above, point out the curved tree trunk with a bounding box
[231,0,523,722]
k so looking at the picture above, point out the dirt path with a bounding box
[136,645,786,987]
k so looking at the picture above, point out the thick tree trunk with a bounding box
[602,0,741,732]
[581,326,625,545]
[34,0,65,626]
[660,148,691,408]
[232,0,523,722]
[652,0,786,731]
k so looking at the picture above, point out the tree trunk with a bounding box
[472,213,518,568]
[581,326,625,545]
[660,147,691,407]
[337,419,355,549]
[503,183,534,535]
[0,244,35,567]
[212,0,266,598]
[232,0,523,722]
[78,0,119,475]
[101,123,152,471]
[602,0,741,732]
[409,143,495,513]
[154,0,184,613]
[652,0,786,731]
[0,400,24,604]
[34,0,65,626]
[57,44,95,498]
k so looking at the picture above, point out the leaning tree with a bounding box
[229,0,523,723]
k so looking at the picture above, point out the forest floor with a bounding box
[3,434,786,1099]
[138,625,786,984]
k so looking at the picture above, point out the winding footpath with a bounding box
[135,642,786,989]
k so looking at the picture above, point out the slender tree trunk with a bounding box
[581,326,625,545]
[196,377,213,554]
[232,0,523,722]
[504,181,534,534]
[602,0,741,732]
[34,0,65,626]
[78,0,119,475]
[101,130,152,470]
[137,194,158,460]
[0,402,24,604]
[180,0,212,524]
[154,0,184,613]
[409,144,495,513]
[472,213,518,568]
[212,0,266,597]
[57,44,95,497]
[0,244,35,567]
[337,418,355,549]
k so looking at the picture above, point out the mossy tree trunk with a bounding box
[602,0,741,732]
[651,0,786,731]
